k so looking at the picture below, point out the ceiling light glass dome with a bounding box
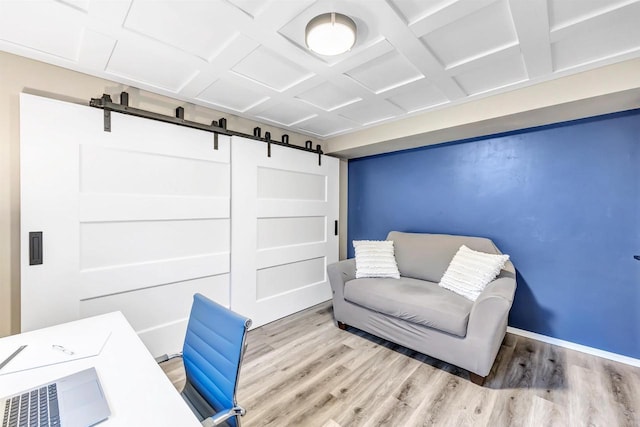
[305,12,357,56]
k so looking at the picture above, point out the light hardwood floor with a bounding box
[160,302,640,427]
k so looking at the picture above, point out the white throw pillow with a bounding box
[438,245,509,301]
[353,240,400,279]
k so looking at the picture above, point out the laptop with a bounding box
[0,367,110,427]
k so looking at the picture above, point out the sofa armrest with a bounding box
[464,268,517,375]
[468,270,516,334]
[327,258,356,301]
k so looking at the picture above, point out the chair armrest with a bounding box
[327,258,356,300]
[201,406,245,427]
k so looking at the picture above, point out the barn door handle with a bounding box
[29,232,43,265]
[334,220,338,236]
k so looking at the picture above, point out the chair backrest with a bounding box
[182,293,251,424]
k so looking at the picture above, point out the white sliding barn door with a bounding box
[230,136,339,327]
[20,94,230,356]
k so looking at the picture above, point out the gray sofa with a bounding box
[328,231,516,385]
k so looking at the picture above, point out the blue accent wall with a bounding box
[347,110,640,359]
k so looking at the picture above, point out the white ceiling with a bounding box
[1,0,640,142]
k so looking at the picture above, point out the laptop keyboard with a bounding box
[1,384,60,427]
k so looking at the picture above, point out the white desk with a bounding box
[0,312,200,426]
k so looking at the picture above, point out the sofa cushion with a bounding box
[343,277,473,337]
[439,245,510,301]
[387,231,502,283]
[353,240,400,279]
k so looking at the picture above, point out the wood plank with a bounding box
[525,395,566,427]
[568,364,617,426]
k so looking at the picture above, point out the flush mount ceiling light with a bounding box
[305,12,357,56]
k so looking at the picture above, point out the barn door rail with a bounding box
[89,92,324,164]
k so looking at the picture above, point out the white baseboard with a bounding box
[506,326,640,368]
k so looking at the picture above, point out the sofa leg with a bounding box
[469,372,486,386]
[337,321,348,330]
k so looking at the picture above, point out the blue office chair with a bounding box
[181,293,251,427]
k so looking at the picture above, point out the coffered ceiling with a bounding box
[1,0,639,141]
